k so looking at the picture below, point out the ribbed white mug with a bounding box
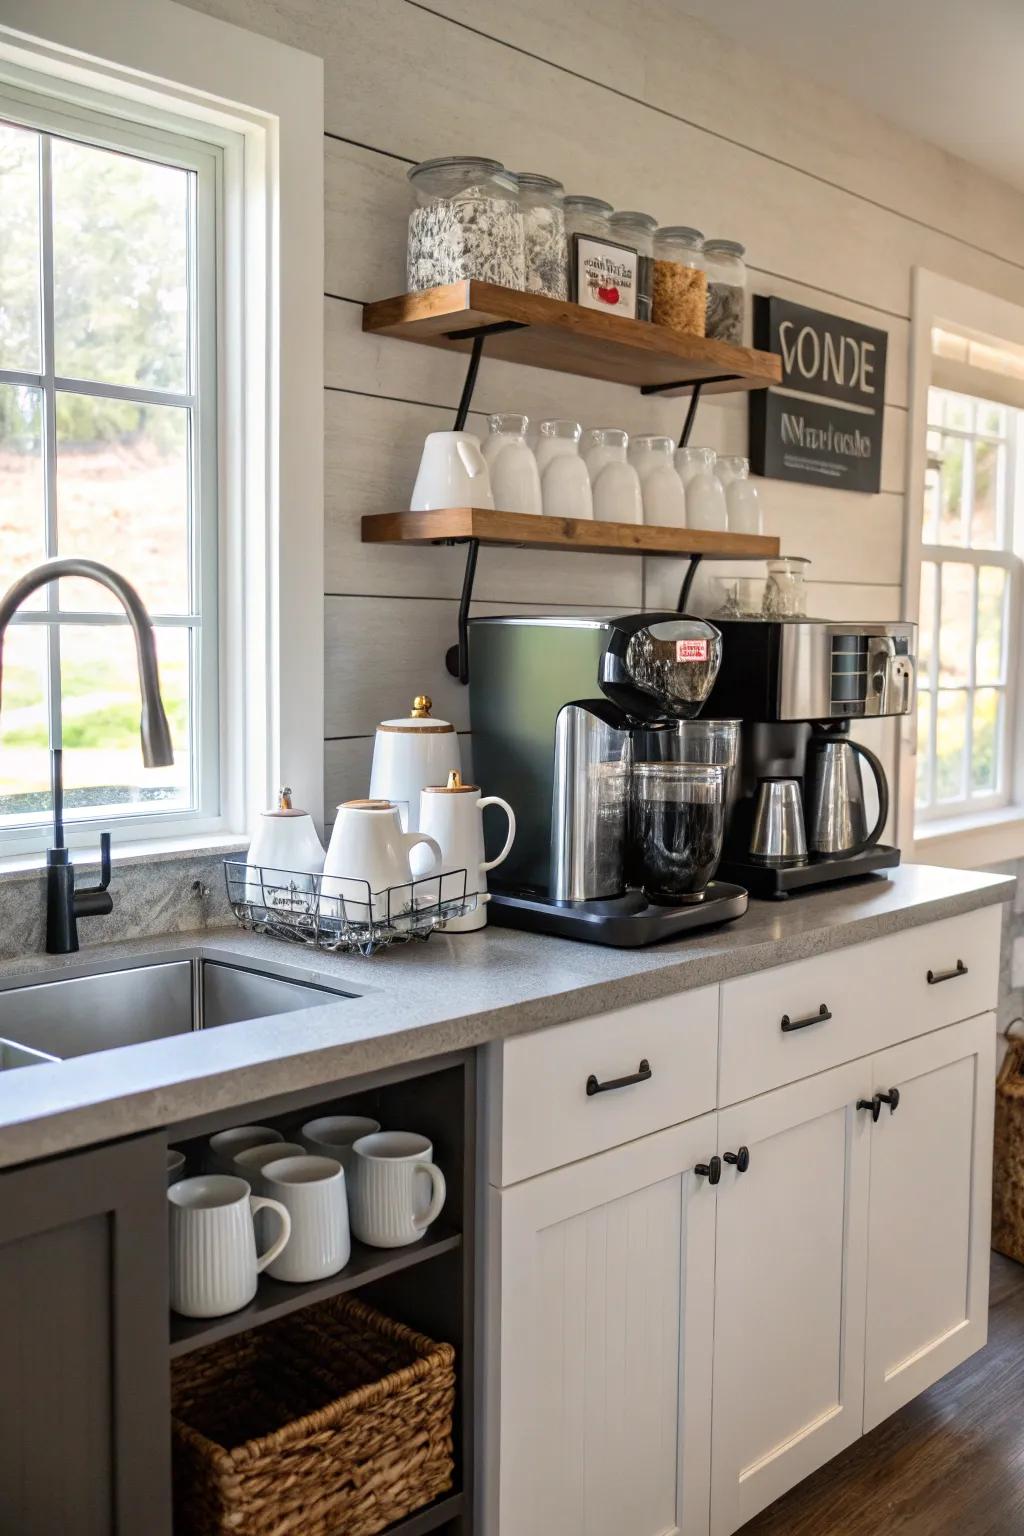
[300,1115,382,1174]
[207,1124,284,1175]
[261,1155,352,1283]
[168,1174,291,1318]
[348,1131,447,1248]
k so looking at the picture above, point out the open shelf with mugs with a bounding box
[165,1052,475,1536]
[362,285,782,682]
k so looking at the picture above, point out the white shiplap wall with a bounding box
[184,0,1024,825]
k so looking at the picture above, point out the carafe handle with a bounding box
[477,796,516,873]
[847,738,889,853]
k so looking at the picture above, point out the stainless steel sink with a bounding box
[0,956,352,1062]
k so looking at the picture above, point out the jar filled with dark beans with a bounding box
[704,238,747,344]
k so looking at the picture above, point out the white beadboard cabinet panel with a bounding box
[711,1063,871,1536]
[422,0,1024,264]
[318,0,1024,317]
[863,1013,995,1433]
[324,597,623,737]
[324,390,643,604]
[487,1116,717,1536]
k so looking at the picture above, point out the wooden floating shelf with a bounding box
[362,281,782,396]
[168,1226,462,1358]
[362,508,780,561]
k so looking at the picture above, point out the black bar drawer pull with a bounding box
[586,1058,652,1097]
[927,959,968,985]
[781,1003,832,1033]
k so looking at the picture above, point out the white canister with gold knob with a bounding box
[368,695,462,832]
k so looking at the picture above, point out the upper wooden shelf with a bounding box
[362,282,782,397]
[362,508,780,560]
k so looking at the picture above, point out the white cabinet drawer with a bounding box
[719,906,1001,1106]
[487,987,718,1186]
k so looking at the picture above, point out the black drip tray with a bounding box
[488,882,748,947]
[718,844,901,901]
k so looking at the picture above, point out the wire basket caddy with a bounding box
[224,860,477,956]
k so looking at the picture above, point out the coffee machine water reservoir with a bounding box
[467,614,748,945]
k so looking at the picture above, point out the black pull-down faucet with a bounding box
[0,559,175,954]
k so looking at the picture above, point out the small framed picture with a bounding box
[571,235,639,319]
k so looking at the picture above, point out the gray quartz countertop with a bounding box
[0,863,1012,1169]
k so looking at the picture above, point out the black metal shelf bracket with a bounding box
[445,538,480,684]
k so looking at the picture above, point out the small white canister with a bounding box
[368,695,462,831]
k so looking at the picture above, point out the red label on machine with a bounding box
[676,639,708,662]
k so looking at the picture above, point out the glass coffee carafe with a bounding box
[630,761,726,903]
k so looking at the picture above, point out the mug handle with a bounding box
[251,1196,292,1272]
[403,830,442,877]
[456,437,486,478]
[412,1162,447,1233]
[477,796,516,873]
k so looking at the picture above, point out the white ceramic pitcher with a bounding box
[410,430,494,511]
[413,771,516,932]
[323,799,442,923]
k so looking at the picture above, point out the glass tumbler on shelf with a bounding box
[652,226,707,336]
[703,239,747,344]
[407,156,525,292]
[516,172,568,300]
[484,414,542,516]
[765,556,811,618]
[609,210,657,321]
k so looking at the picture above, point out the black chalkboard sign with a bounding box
[750,296,887,494]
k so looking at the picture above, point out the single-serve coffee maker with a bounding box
[705,618,916,898]
[466,613,748,945]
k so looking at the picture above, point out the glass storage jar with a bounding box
[652,227,707,335]
[407,156,525,292]
[516,172,568,300]
[609,210,657,321]
[563,194,613,242]
[764,555,811,618]
[704,239,747,344]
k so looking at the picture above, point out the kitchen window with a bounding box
[0,85,219,853]
[915,385,1022,824]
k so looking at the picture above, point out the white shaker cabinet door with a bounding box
[486,1115,718,1536]
[863,1012,995,1433]
[710,1061,872,1536]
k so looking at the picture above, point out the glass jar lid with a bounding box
[409,155,503,181]
[657,225,704,246]
[564,194,613,213]
[539,418,582,440]
[488,412,529,435]
[408,156,516,198]
[632,434,675,452]
[516,171,565,194]
[582,427,628,451]
[704,238,745,257]
[610,210,657,231]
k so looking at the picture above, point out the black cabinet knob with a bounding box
[857,1096,882,1122]
[724,1146,750,1173]
[878,1088,900,1114]
[695,1155,722,1186]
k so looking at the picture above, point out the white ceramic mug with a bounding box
[413,772,516,932]
[323,800,442,923]
[261,1155,352,1283]
[410,430,494,511]
[167,1148,186,1186]
[168,1174,291,1318]
[348,1131,447,1248]
[301,1114,382,1173]
[207,1124,284,1175]
[232,1140,307,1186]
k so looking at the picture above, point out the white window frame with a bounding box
[0,81,221,853]
[0,0,324,865]
[902,270,1024,868]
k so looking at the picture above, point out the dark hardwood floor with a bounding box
[739,1253,1024,1536]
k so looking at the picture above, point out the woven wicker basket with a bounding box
[171,1295,456,1536]
[992,1036,1024,1265]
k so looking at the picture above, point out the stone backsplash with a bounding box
[0,848,239,962]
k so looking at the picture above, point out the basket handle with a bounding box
[412,1162,447,1233]
[251,1196,292,1272]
